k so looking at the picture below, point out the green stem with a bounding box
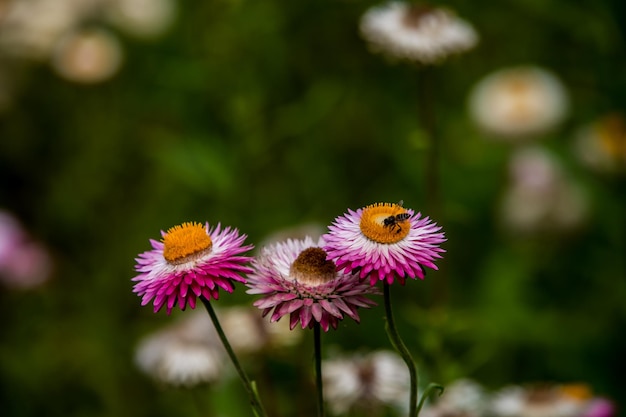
[383,282,418,417]
[314,322,325,417]
[200,297,268,417]
[416,383,445,416]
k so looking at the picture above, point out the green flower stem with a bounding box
[383,282,418,417]
[200,297,268,417]
[416,383,445,415]
[314,322,325,417]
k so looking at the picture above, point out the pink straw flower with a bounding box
[246,237,378,331]
[323,202,445,285]
[132,222,253,314]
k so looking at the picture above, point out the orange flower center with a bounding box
[162,222,213,264]
[359,202,410,244]
[290,247,336,286]
[559,384,592,401]
[597,113,626,159]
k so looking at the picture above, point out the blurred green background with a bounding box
[1,0,625,416]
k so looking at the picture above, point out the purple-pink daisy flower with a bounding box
[132,222,253,314]
[323,202,446,286]
[246,237,378,332]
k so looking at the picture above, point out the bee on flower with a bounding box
[323,202,446,286]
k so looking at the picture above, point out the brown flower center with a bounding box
[402,3,435,28]
[162,222,213,265]
[359,202,411,244]
[290,247,336,286]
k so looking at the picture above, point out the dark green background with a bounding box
[1,0,624,416]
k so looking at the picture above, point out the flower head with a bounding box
[135,311,225,387]
[420,379,487,417]
[489,384,595,417]
[574,113,626,174]
[323,202,445,285]
[0,209,52,290]
[322,350,410,415]
[246,237,378,331]
[500,147,588,235]
[132,221,253,314]
[52,27,123,84]
[468,66,568,139]
[359,2,478,64]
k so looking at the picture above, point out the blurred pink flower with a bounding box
[0,210,52,289]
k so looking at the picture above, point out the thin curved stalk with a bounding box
[201,297,268,417]
[383,282,418,417]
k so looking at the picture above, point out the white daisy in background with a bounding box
[360,2,478,64]
[51,27,124,84]
[499,146,588,235]
[106,0,177,39]
[420,379,487,417]
[218,305,303,354]
[322,350,410,415]
[469,66,568,140]
[0,0,92,60]
[573,113,626,174]
[135,306,301,387]
[135,310,225,387]
[489,384,596,417]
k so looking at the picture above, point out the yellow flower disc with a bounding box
[359,202,410,244]
[162,222,213,264]
[559,384,592,401]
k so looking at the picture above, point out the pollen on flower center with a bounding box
[289,247,336,286]
[359,202,411,244]
[162,222,213,265]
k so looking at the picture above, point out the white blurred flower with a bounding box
[0,0,100,60]
[490,385,591,417]
[220,305,303,353]
[220,306,266,354]
[469,66,568,139]
[322,350,410,415]
[499,147,588,234]
[51,27,124,84]
[135,305,301,386]
[574,113,626,174]
[106,0,177,39]
[135,311,225,387]
[421,379,487,417]
[359,2,478,64]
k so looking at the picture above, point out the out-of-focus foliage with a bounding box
[1,0,624,416]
